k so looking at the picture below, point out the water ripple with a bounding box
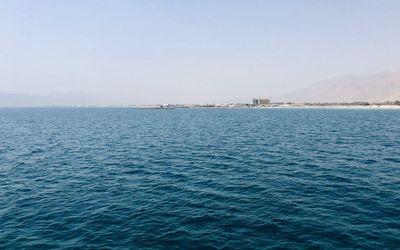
[0,108,399,249]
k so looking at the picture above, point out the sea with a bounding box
[0,108,399,249]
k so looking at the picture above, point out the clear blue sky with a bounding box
[1,0,400,104]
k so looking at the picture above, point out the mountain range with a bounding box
[279,71,400,103]
[1,71,400,106]
[0,92,105,107]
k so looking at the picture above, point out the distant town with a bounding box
[134,98,400,109]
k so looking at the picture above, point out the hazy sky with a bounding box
[1,0,400,104]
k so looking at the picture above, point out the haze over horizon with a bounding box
[1,0,400,105]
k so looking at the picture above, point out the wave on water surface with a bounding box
[0,108,399,249]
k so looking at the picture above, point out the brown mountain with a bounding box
[280,71,400,103]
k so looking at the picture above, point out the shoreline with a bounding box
[1,104,400,109]
[136,104,400,110]
[256,105,400,109]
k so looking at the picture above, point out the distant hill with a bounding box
[280,71,400,103]
[0,92,46,107]
[0,92,103,107]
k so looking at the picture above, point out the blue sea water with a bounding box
[0,108,399,249]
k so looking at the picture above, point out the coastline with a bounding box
[257,105,400,109]
[1,104,400,109]
[136,104,400,110]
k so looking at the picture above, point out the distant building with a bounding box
[253,97,270,106]
[259,98,270,105]
[253,98,259,106]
